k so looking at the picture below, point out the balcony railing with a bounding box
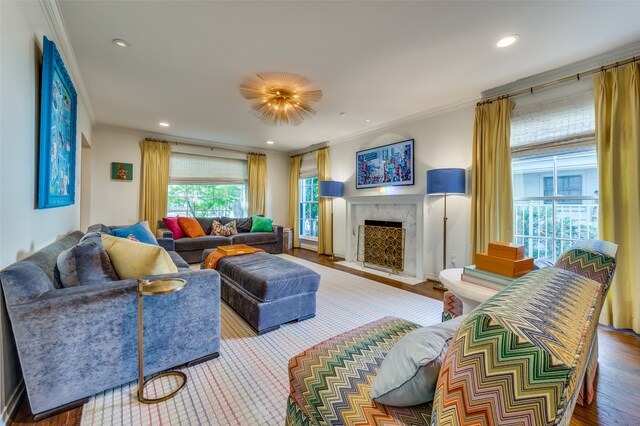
[513,199,598,260]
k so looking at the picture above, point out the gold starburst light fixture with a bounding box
[240,72,322,126]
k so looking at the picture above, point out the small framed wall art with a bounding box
[111,162,133,181]
[37,36,77,209]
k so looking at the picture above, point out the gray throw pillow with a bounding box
[371,315,466,407]
[235,217,253,233]
[57,241,118,287]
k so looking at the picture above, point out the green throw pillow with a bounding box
[251,216,273,232]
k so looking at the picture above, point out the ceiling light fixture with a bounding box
[159,122,170,127]
[364,118,371,122]
[240,72,323,126]
[266,140,275,145]
[112,38,130,48]
[339,112,346,117]
[496,35,519,48]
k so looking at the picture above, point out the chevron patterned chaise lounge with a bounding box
[286,240,617,425]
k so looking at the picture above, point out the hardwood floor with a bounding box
[11,249,639,425]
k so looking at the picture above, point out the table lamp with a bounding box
[319,181,344,260]
[426,168,466,289]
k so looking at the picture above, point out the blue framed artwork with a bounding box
[38,36,77,209]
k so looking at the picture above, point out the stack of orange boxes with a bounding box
[475,242,534,277]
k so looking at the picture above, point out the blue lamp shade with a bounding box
[426,168,465,195]
[319,180,344,198]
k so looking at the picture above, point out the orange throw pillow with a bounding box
[177,217,206,238]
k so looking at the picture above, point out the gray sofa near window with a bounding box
[157,217,284,263]
[0,231,221,419]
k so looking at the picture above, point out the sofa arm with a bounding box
[156,227,173,239]
[7,269,221,415]
[272,224,284,254]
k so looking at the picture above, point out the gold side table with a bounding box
[137,278,188,404]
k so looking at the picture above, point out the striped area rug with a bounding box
[81,255,443,426]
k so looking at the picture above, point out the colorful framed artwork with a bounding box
[111,162,133,181]
[37,36,77,209]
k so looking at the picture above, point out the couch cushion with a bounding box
[175,236,232,251]
[230,232,276,246]
[162,217,186,239]
[371,315,466,406]
[250,216,273,232]
[109,221,158,245]
[226,217,252,233]
[101,234,177,279]
[211,220,237,237]
[216,252,319,301]
[56,240,118,288]
[178,217,206,238]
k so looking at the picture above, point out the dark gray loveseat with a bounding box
[157,217,284,263]
[0,231,221,419]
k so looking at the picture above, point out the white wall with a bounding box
[89,126,289,229]
[0,0,93,421]
[329,106,475,279]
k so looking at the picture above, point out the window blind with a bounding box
[169,152,248,184]
[511,90,595,156]
[299,152,318,179]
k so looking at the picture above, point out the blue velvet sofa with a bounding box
[0,231,221,419]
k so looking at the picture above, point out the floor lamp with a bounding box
[427,168,466,290]
[319,180,344,260]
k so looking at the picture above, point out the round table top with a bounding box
[139,278,187,296]
[439,268,498,302]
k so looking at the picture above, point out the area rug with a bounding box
[81,255,443,426]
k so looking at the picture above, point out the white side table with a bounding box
[439,268,499,314]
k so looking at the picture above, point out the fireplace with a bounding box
[345,194,424,279]
[357,220,406,273]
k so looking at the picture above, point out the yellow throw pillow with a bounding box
[101,234,178,280]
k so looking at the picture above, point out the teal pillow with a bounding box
[250,216,273,232]
[371,315,466,406]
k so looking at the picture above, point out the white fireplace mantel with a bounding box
[344,194,425,280]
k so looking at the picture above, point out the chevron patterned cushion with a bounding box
[554,239,618,291]
[431,267,606,426]
[287,317,435,425]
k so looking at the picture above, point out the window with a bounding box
[168,184,247,218]
[299,176,318,238]
[511,89,598,260]
[167,152,248,218]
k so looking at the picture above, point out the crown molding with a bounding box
[39,0,95,124]
[482,40,640,100]
[93,123,283,155]
[328,94,478,147]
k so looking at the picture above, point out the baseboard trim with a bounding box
[426,273,441,282]
[3,380,25,425]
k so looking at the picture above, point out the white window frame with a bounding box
[513,150,598,260]
[299,176,318,240]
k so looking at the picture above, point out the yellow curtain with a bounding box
[470,98,515,262]
[247,153,267,216]
[593,63,640,333]
[139,140,171,234]
[288,156,301,248]
[316,148,333,255]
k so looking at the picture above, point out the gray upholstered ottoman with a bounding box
[201,250,320,334]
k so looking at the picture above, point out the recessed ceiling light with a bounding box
[496,35,519,48]
[266,140,275,145]
[112,39,130,48]
[364,118,371,122]
[339,112,346,117]
[159,122,170,127]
